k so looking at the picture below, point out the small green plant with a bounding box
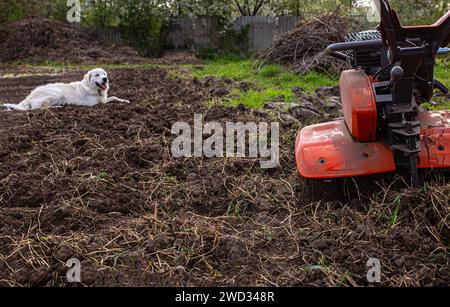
[226,203,241,217]
[264,225,273,241]
[178,246,194,254]
[298,230,307,237]
[390,195,402,227]
[91,171,109,181]
[302,265,327,273]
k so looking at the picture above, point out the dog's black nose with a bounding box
[102,77,108,83]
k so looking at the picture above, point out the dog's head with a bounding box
[83,68,109,92]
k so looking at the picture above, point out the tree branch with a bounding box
[234,0,246,16]
[252,0,265,16]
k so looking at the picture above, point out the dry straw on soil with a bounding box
[0,67,448,286]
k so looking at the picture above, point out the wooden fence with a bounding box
[92,26,122,44]
[93,16,301,53]
[234,16,300,52]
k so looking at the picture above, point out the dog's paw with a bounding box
[122,99,131,104]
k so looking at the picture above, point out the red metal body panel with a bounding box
[417,111,450,169]
[295,111,450,179]
[340,70,378,142]
[295,120,395,179]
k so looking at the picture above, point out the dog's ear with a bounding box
[83,70,92,84]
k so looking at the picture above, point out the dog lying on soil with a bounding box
[1,68,130,111]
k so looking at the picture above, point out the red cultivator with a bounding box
[296,0,450,188]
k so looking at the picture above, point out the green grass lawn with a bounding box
[191,57,338,108]
[435,58,449,88]
[422,58,449,110]
[192,56,449,109]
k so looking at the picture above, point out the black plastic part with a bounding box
[434,80,449,94]
[326,39,383,64]
[410,154,420,189]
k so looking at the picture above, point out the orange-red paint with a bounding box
[295,120,395,179]
[340,70,378,142]
[295,111,450,179]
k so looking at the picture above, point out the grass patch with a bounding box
[435,58,449,88]
[194,56,449,110]
[420,58,449,110]
[192,58,338,108]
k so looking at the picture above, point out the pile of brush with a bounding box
[260,14,352,76]
[0,16,142,64]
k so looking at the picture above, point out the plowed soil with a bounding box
[0,66,448,287]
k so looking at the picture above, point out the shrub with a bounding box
[0,0,26,26]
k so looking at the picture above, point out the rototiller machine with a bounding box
[295,0,450,188]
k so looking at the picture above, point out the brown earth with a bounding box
[0,67,448,287]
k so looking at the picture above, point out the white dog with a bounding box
[1,68,130,111]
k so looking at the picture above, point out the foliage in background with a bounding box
[2,0,448,25]
[0,0,25,25]
[0,0,45,25]
[234,0,271,16]
[161,0,235,19]
[84,0,161,56]
[116,0,162,56]
[273,0,352,17]
[85,0,119,26]
[83,0,237,56]
[219,23,251,55]
[0,0,448,56]
[45,0,74,22]
[0,0,88,25]
[389,0,449,26]
[197,23,251,59]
